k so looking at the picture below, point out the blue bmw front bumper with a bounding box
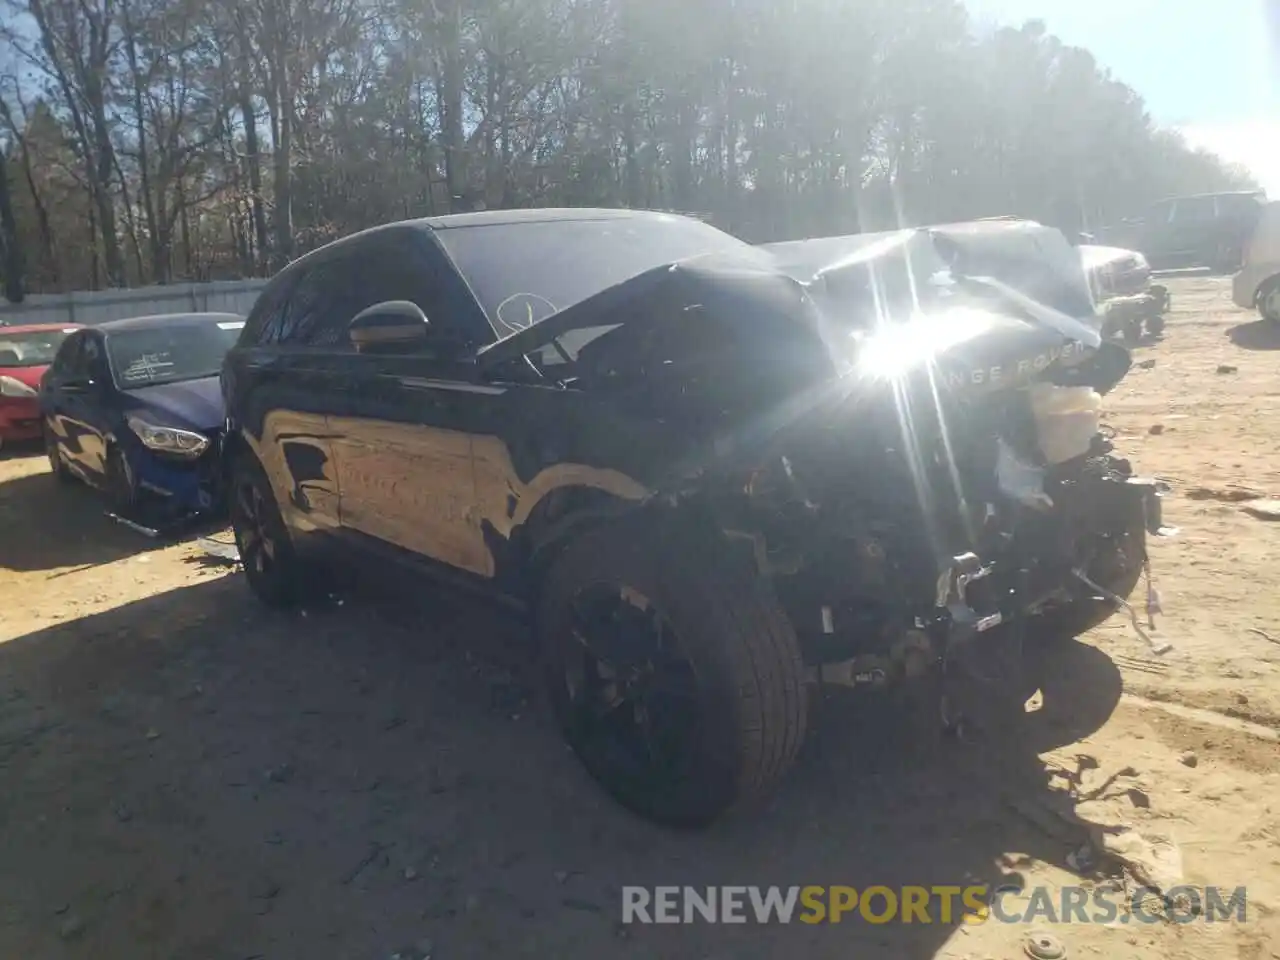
[129,441,224,517]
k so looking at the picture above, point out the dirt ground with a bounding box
[1,275,1278,960]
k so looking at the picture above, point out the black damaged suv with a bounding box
[221,209,1167,826]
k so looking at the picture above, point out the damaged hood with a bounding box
[122,375,225,432]
[477,219,1103,373]
[762,220,1102,344]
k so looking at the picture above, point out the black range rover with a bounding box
[221,209,1168,826]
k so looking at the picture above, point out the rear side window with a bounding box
[1173,197,1215,222]
[50,332,82,375]
[1218,194,1265,217]
[240,272,301,347]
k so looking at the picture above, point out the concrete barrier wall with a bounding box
[0,279,268,327]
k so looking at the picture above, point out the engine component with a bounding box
[1028,383,1101,464]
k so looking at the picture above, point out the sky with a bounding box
[969,0,1280,194]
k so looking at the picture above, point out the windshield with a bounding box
[436,214,758,338]
[107,320,244,388]
[0,328,77,368]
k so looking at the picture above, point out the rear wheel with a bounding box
[1258,279,1280,323]
[105,445,139,512]
[538,521,808,827]
[229,453,301,607]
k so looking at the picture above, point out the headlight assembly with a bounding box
[0,376,37,398]
[126,414,209,457]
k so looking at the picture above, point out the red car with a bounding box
[0,323,82,450]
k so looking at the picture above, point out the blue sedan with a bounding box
[39,312,244,522]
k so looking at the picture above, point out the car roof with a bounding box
[1158,190,1266,202]
[96,312,245,333]
[416,207,693,230]
[277,208,708,274]
[0,322,84,335]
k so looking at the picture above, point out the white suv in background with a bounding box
[1233,200,1280,322]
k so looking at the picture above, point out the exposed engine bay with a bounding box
[482,218,1174,704]
[732,223,1175,690]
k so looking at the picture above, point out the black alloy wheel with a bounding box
[105,445,139,512]
[538,521,808,827]
[556,582,704,798]
[229,455,300,607]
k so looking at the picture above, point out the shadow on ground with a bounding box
[0,439,45,463]
[1227,319,1280,351]
[0,461,189,572]
[0,574,1123,960]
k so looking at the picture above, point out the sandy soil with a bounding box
[1,275,1277,960]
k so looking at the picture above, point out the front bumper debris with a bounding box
[934,551,1004,647]
[1126,476,1178,537]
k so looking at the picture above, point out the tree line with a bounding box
[0,0,1258,300]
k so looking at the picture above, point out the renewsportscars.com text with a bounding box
[620,885,1249,925]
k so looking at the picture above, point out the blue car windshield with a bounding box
[107,321,244,388]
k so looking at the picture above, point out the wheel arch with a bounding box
[1255,273,1280,317]
[517,482,757,589]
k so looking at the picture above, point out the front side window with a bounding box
[241,277,297,346]
[290,236,452,350]
[107,322,243,389]
[0,327,78,368]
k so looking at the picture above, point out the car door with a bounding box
[319,229,497,576]
[1171,196,1217,263]
[1139,200,1177,263]
[44,331,112,479]
[235,262,345,536]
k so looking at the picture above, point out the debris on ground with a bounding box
[1178,750,1198,768]
[1148,424,1165,435]
[196,537,241,564]
[1216,364,1238,374]
[1065,844,1095,874]
[1242,499,1280,521]
[1097,827,1184,898]
[1023,929,1067,959]
[1136,358,1157,369]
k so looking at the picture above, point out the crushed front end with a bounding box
[112,430,226,536]
[712,225,1176,706]
[718,363,1173,705]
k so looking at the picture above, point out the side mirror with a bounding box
[349,300,429,351]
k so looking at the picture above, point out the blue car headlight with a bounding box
[126,414,209,458]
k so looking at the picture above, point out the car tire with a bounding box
[537,519,808,828]
[1258,279,1280,323]
[105,445,139,512]
[1037,509,1147,641]
[228,452,302,607]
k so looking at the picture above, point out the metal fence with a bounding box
[0,279,268,327]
